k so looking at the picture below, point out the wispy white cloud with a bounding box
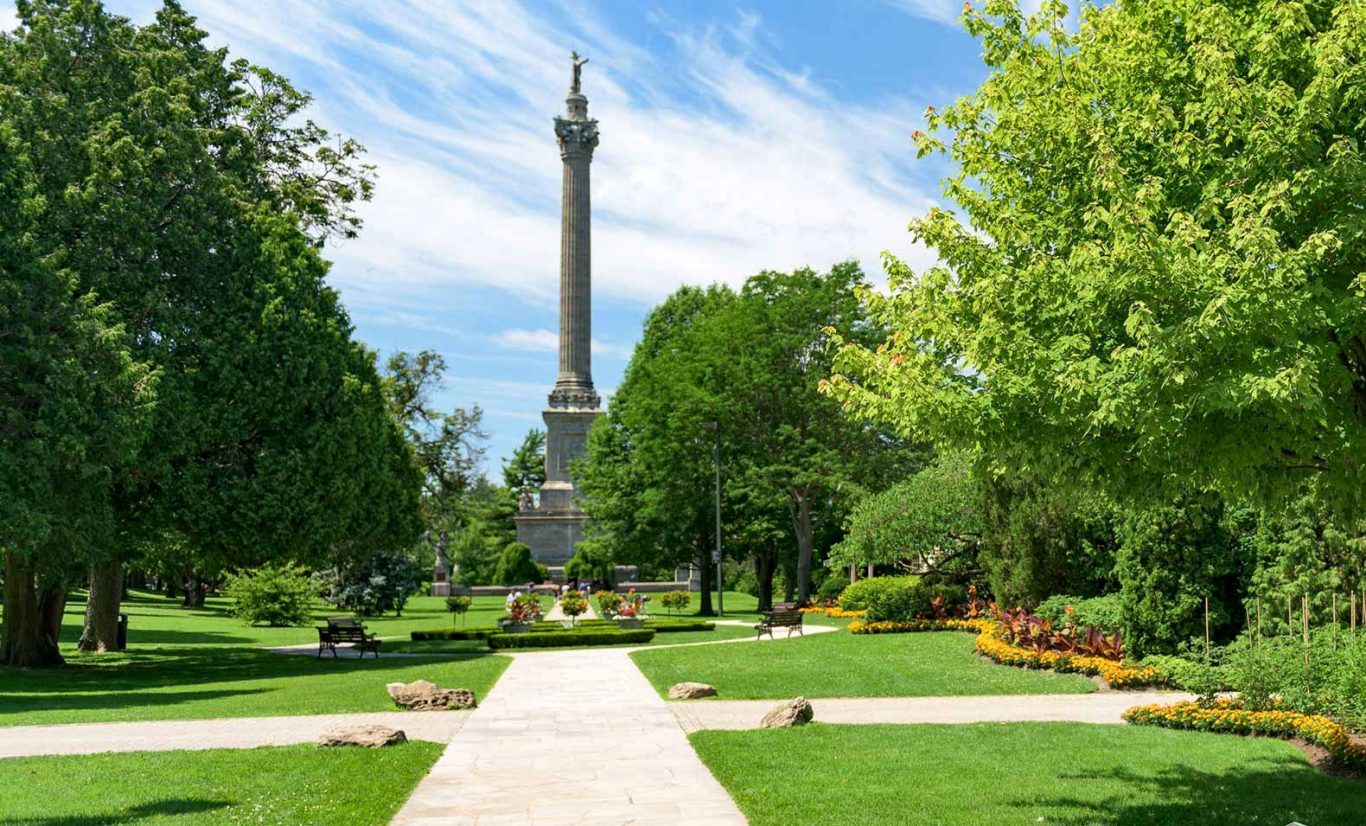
[886,0,1051,28]
[493,328,633,361]
[153,0,939,311]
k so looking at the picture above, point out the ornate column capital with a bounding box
[555,115,599,159]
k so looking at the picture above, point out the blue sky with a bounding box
[4,1,1018,472]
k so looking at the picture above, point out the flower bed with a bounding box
[974,625,1162,688]
[847,618,993,634]
[800,606,867,618]
[1123,699,1366,770]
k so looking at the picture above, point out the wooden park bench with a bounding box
[317,616,381,659]
[755,610,804,640]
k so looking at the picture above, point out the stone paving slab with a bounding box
[667,690,1199,732]
[0,711,469,758]
[390,648,747,825]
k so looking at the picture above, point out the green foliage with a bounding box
[978,477,1119,606]
[315,550,423,617]
[503,593,543,624]
[445,595,472,626]
[486,629,656,649]
[1225,630,1366,732]
[580,266,919,610]
[831,453,979,573]
[1035,594,1124,636]
[659,591,692,615]
[816,576,848,604]
[828,0,1366,515]
[595,591,624,618]
[223,564,316,627]
[564,545,615,585]
[560,590,589,623]
[493,543,543,586]
[1117,497,1248,656]
[839,576,920,613]
[411,627,498,642]
[503,430,546,500]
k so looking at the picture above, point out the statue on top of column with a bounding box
[570,51,588,95]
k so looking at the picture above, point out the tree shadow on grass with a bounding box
[0,687,272,717]
[3,797,230,825]
[1016,755,1366,825]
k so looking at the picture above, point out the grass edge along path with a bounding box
[0,741,444,825]
[690,722,1366,826]
[0,648,511,727]
[631,630,1096,699]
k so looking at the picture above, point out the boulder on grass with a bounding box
[387,679,477,711]
[760,696,813,728]
[317,724,407,748]
[668,682,718,700]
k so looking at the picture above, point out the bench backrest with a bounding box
[765,611,803,626]
[327,616,361,629]
[329,626,369,642]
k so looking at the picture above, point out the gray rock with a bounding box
[387,679,477,711]
[668,682,718,700]
[760,696,813,728]
[317,724,407,748]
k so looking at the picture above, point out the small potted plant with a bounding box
[560,589,588,627]
[446,595,472,626]
[501,594,541,633]
[596,590,623,619]
[617,589,647,629]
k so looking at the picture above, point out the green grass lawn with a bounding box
[0,646,510,727]
[691,722,1366,825]
[35,588,517,649]
[631,630,1095,698]
[0,741,442,825]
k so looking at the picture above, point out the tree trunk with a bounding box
[791,493,816,604]
[695,545,714,616]
[78,558,124,653]
[38,584,67,650]
[182,571,205,608]
[754,552,777,612]
[164,575,177,599]
[1,553,65,667]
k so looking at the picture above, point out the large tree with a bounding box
[828,0,1366,512]
[580,265,915,608]
[1,0,420,663]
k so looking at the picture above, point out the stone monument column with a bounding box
[515,53,604,572]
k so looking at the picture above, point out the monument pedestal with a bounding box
[515,404,600,568]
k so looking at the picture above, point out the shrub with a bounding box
[816,575,848,605]
[841,577,968,622]
[560,590,588,625]
[445,595,472,626]
[314,550,422,617]
[839,576,918,612]
[494,543,543,586]
[224,563,315,627]
[1139,653,1230,697]
[647,620,714,632]
[659,591,691,615]
[1035,594,1123,634]
[595,590,624,618]
[1224,629,1366,732]
[487,629,655,649]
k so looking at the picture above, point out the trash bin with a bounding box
[116,612,128,651]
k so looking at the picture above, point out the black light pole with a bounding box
[702,420,723,617]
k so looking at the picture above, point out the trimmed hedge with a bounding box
[486,629,656,649]
[647,620,715,632]
[411,627,499,641]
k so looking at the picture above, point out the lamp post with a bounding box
[702,420,723,617]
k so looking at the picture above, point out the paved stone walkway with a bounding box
[0,711,469,758]
[390,647,748,825]
[667,690,1198,733]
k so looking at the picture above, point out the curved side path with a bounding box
[390,647,749,826]
[0,711,469,759]
[668,690,1199,733]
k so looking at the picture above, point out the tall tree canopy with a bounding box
[580,264,916,608]
[0,0,420,665]
[828,0,1366,512]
